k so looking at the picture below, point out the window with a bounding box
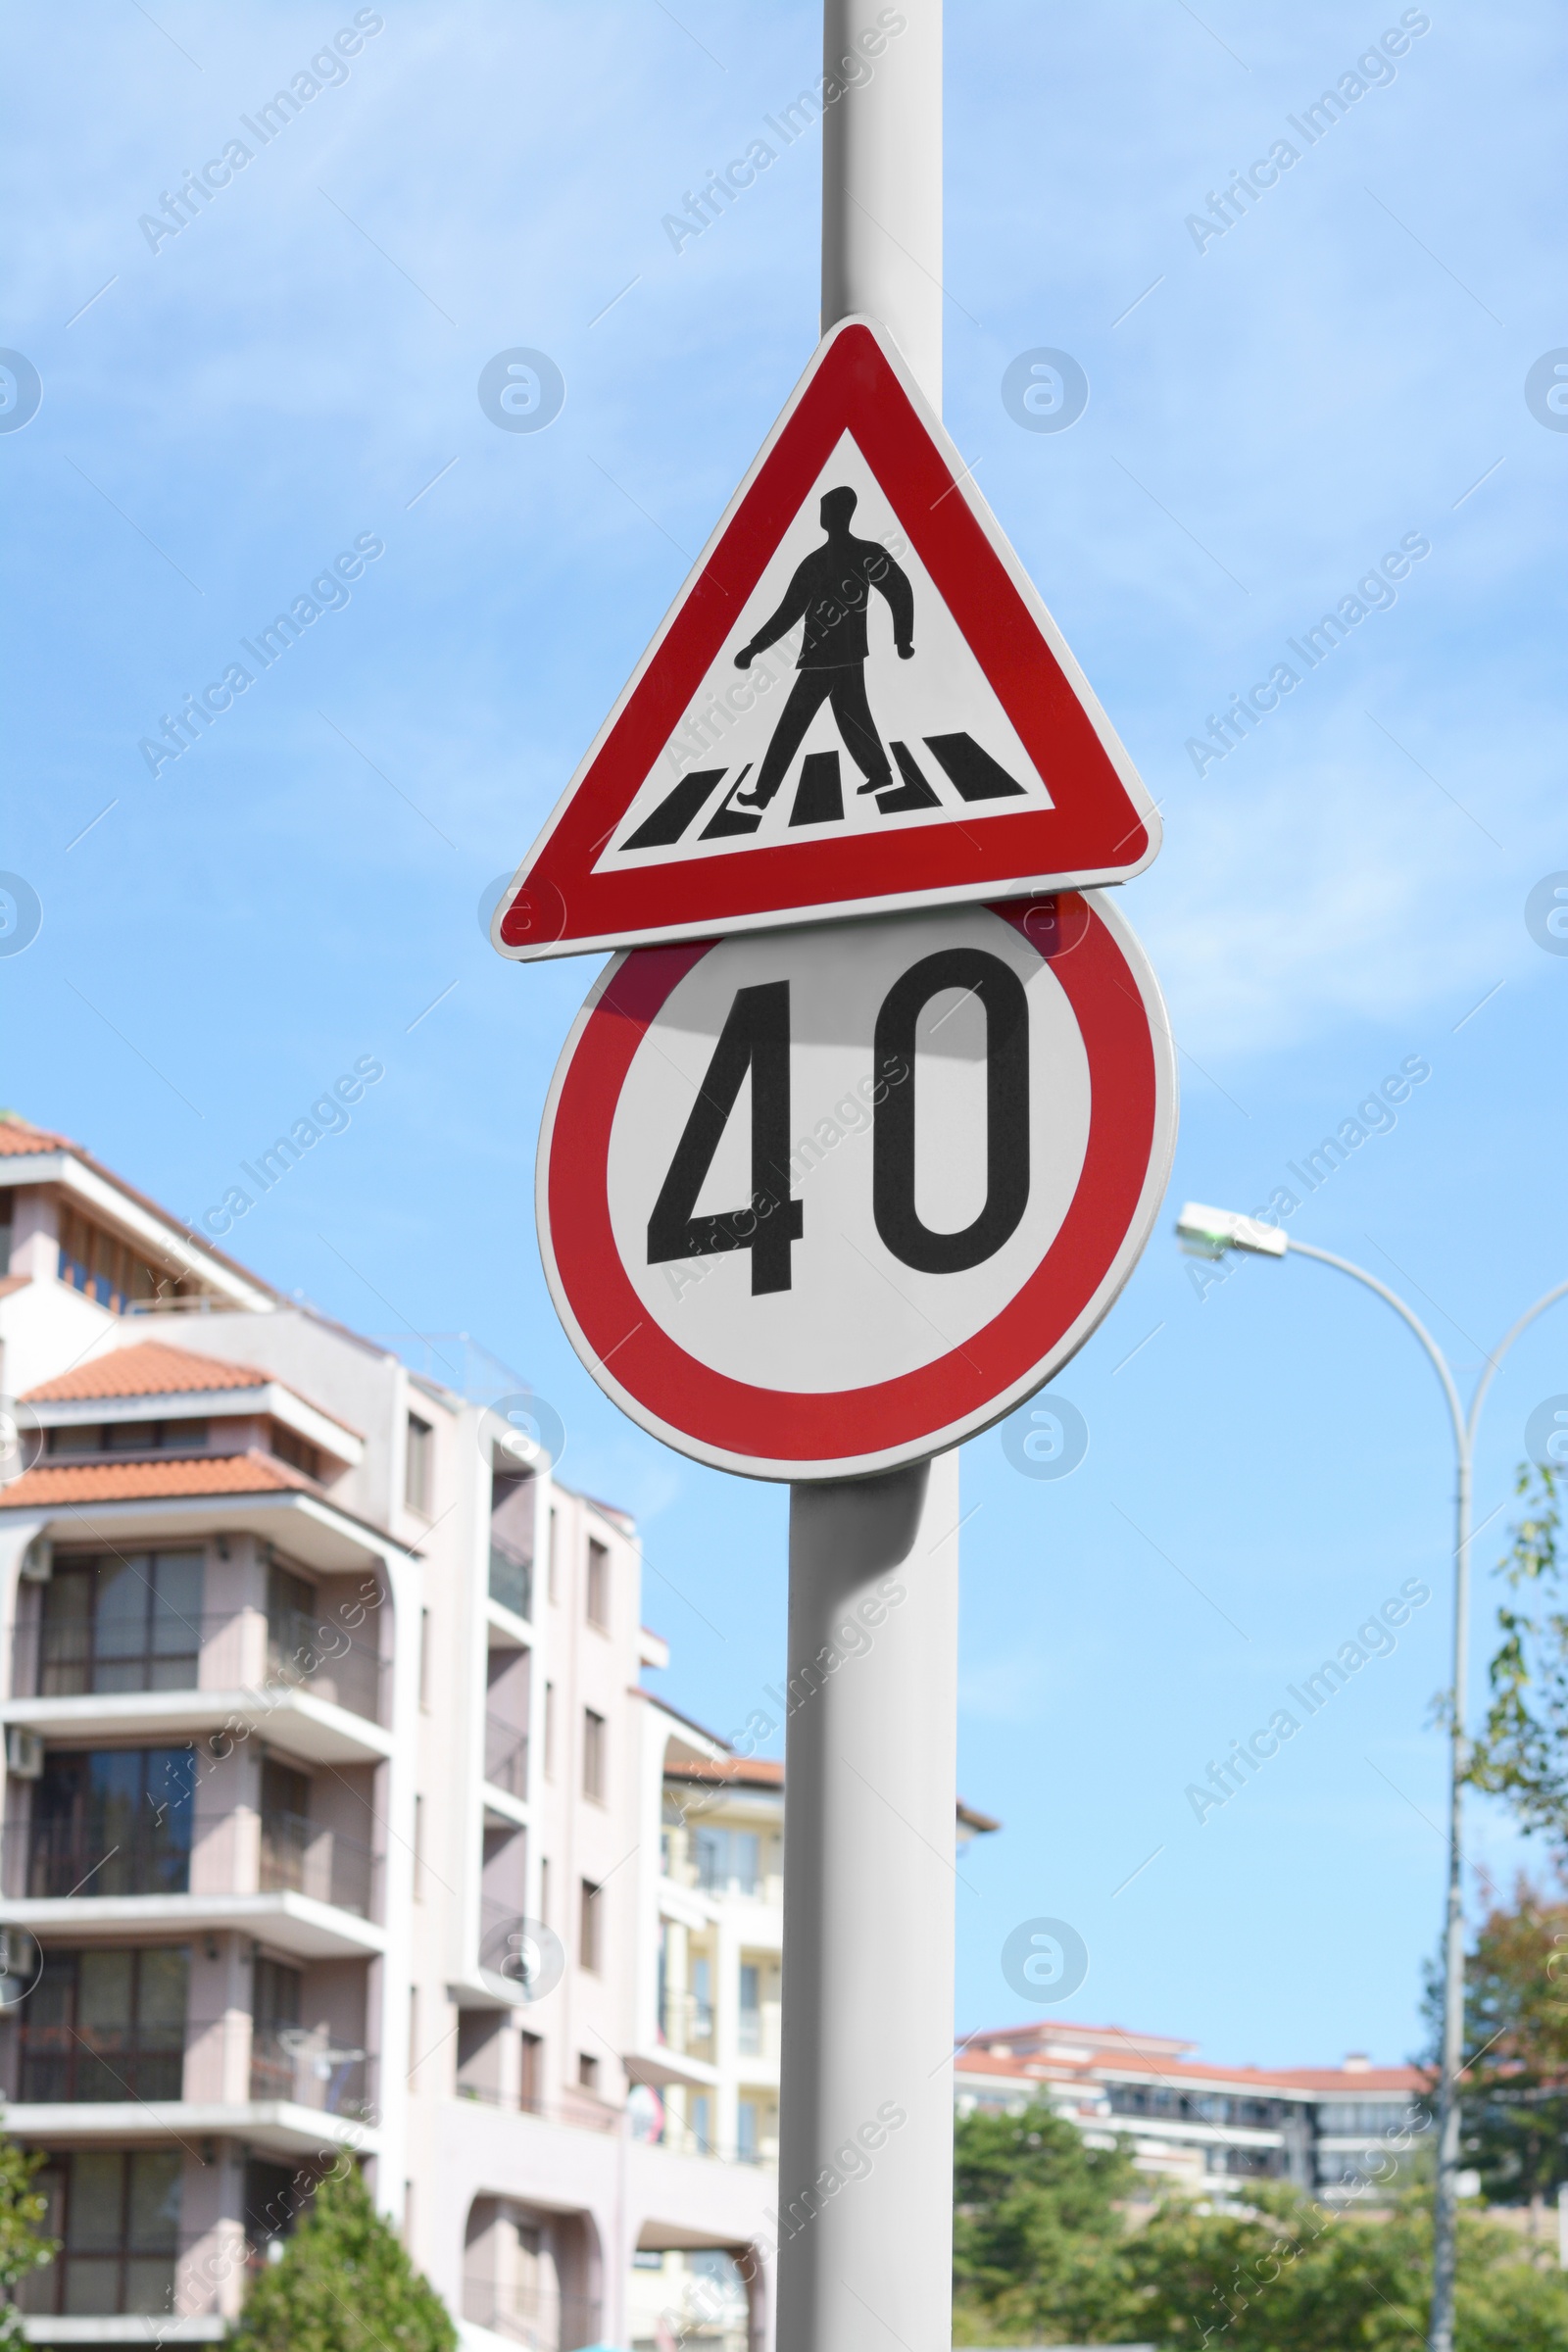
[538,1856,551,1927]
[691,1955,712,2044]
[56,1201,203,1316]
[586,1539,610,1630]
[582,1709,606,1803]
[34,1551,203,1695]
[266,1558,317,1679]
[737,2099,759,2162]
[543,1683,556,1780]
[243,2157,301,2259]
[0,1210,11,1278]
[405,1414,433,1515]
[694,1826,760,1897]
[738,1963,760,2056]
[21,1947,187,2102]
[270,1421,320,1479]
[579,1879,603,1974]
[249,1957,303,2099]
[29,1747,195,1898]
[521,2031,542,2114]
[578,2052,599,2092]
[689,2092,711,2154]
[22,2150,181,2317]
[44,1421,208,1456]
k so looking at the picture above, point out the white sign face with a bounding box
[538,894,1176,1481]
[597,433,1055,876]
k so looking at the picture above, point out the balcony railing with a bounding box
[259,1809,380,1920]
[3,1807,382,1920]
[249,2023,375,2119]
[484,1715,529,1797]
[8,2017,186,2104]
[8,1609,388,1726]
[14,1815,192,1900]
[0,2013,375,2120]
[488,1544,532,1621]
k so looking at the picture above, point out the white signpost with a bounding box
[496,8,1176,2348]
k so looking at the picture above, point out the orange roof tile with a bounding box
[24,1339,277,1402]
[667,1756,785,1788]
[0,1113,80,1158]
[954,2042,1425,2094]
[22,1340,361,1441]
[0,1448,317,1509]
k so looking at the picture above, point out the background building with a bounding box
[956,2019,1427,2203]
[0,1110,774,2352]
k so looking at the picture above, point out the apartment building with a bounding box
[0,1111,775,2350]
[955,2019,1428,2203]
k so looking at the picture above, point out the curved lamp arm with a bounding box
[1283,1238,1467,1466]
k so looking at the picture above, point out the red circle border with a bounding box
[545,899,1158,1465]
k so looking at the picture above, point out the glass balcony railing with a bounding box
[7,1609,388,1725]
[484,1715,529,1797]
[258,1809,381,1920]
[4,1806,382,1921]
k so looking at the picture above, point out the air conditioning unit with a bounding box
[19,1535,53,1583]
[6,1728,43,1780]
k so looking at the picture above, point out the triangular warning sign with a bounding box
[496,318,1159,959]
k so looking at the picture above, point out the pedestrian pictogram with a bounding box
[495,318,1160,961]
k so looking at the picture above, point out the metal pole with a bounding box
[776,1453,960,2352]
[821,0,943,405]
[1429,1432,1471,2352]
[1265,1246,1568,2352]
[775,19,954,2352]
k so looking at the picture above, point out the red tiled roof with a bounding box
[24,1340,275,1402]
[0,1114,80,1158]
[668,1757,785,1788]
[0,1448,318,1509]
[954,2041,1425,2094]
[22,1340,362,1441]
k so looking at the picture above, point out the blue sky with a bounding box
[4,0,1566,2071]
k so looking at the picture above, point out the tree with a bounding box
[951,2104,1568,2349]
[230,2162,455,2352]
[952,2097,1136,2344]
[0,2124,54,2349]
[1468,1464,1566,1844]
[1435,1879,1568,2210]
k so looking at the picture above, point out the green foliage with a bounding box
[1441,1878,1568,2206]
[229,2162,455,2352]
[952,2100,1137,2344]
[1469,1465,1566,1844]
[0,2123,54,2351]
[952,2106,1568,2350]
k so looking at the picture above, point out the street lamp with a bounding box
[1174,1202,1568,2352]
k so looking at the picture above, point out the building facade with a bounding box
[955,2020,1428,2204]
[0,1111,776,2351]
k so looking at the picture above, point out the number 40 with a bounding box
[646,947,1031,1296]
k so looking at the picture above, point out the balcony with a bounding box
[259,1808,380,1921]
[3,1805,384,1956]
[484,1715,529,1799]
[9,1609,388,1726]
[488,1544,532,1623]
[247,2023,375,2121]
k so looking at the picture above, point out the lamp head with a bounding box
[1175,1201,1289,1259]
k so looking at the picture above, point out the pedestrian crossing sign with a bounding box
[494,317,1160,959]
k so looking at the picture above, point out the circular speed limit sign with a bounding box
[537,894,1176,1480]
